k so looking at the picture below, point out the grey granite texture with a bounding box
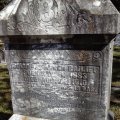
[0,0,119,35]
[9,112,114,120]
[9,114,50,120]
[4,35,114,120]
[0,0,119,120]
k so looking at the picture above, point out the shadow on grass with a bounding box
[112,57,120,82]
[0,112,12,120]
[111,102,120,106]
[0,69,8,72]
[111,88,120,105]
[110,102,120,120]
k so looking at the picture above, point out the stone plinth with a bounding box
[9,114,49,120]
[5,35,114,120]
[9,112,115,120]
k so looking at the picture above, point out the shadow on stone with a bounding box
[111,0,120,12]
[0,112,12,120]
[108,111,114,120]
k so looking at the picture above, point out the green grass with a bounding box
[111,88,120,103]
[0,64,12,119]
[112,82,120,87]
[111,103,120,120]
[0,42,4,50]
[113,46,120,58]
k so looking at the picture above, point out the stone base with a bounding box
[9,112,114,120]
[9,114,49,120]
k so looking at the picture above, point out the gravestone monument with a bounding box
[0,0,120,120]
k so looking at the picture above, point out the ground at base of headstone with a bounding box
[108,111,114,120]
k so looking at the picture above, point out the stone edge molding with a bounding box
[9,112,114,120]
[0,0,120,35]
[9,114,50,120]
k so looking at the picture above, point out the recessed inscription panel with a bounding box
[6,44,106,120]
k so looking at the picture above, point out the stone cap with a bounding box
[0,0,120,36]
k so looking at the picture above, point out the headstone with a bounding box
[0,0,120,120]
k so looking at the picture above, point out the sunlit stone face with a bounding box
[93,0,101,7]
[33,0,54,22]
[16,0,83,34]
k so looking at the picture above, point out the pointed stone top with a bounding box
[0,0,119,36]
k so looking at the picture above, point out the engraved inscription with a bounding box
[11,62,100,94]
[6,47,103,119]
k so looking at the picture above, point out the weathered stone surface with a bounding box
[0,0,119,120]
[9,114,49,120]
[5,35,114,120]
[9,112,115,120]
[0,0,119,35]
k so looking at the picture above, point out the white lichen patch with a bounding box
[9,114,49,120]
[93,0,101,7]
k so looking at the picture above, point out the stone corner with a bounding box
[9,114,49,120]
